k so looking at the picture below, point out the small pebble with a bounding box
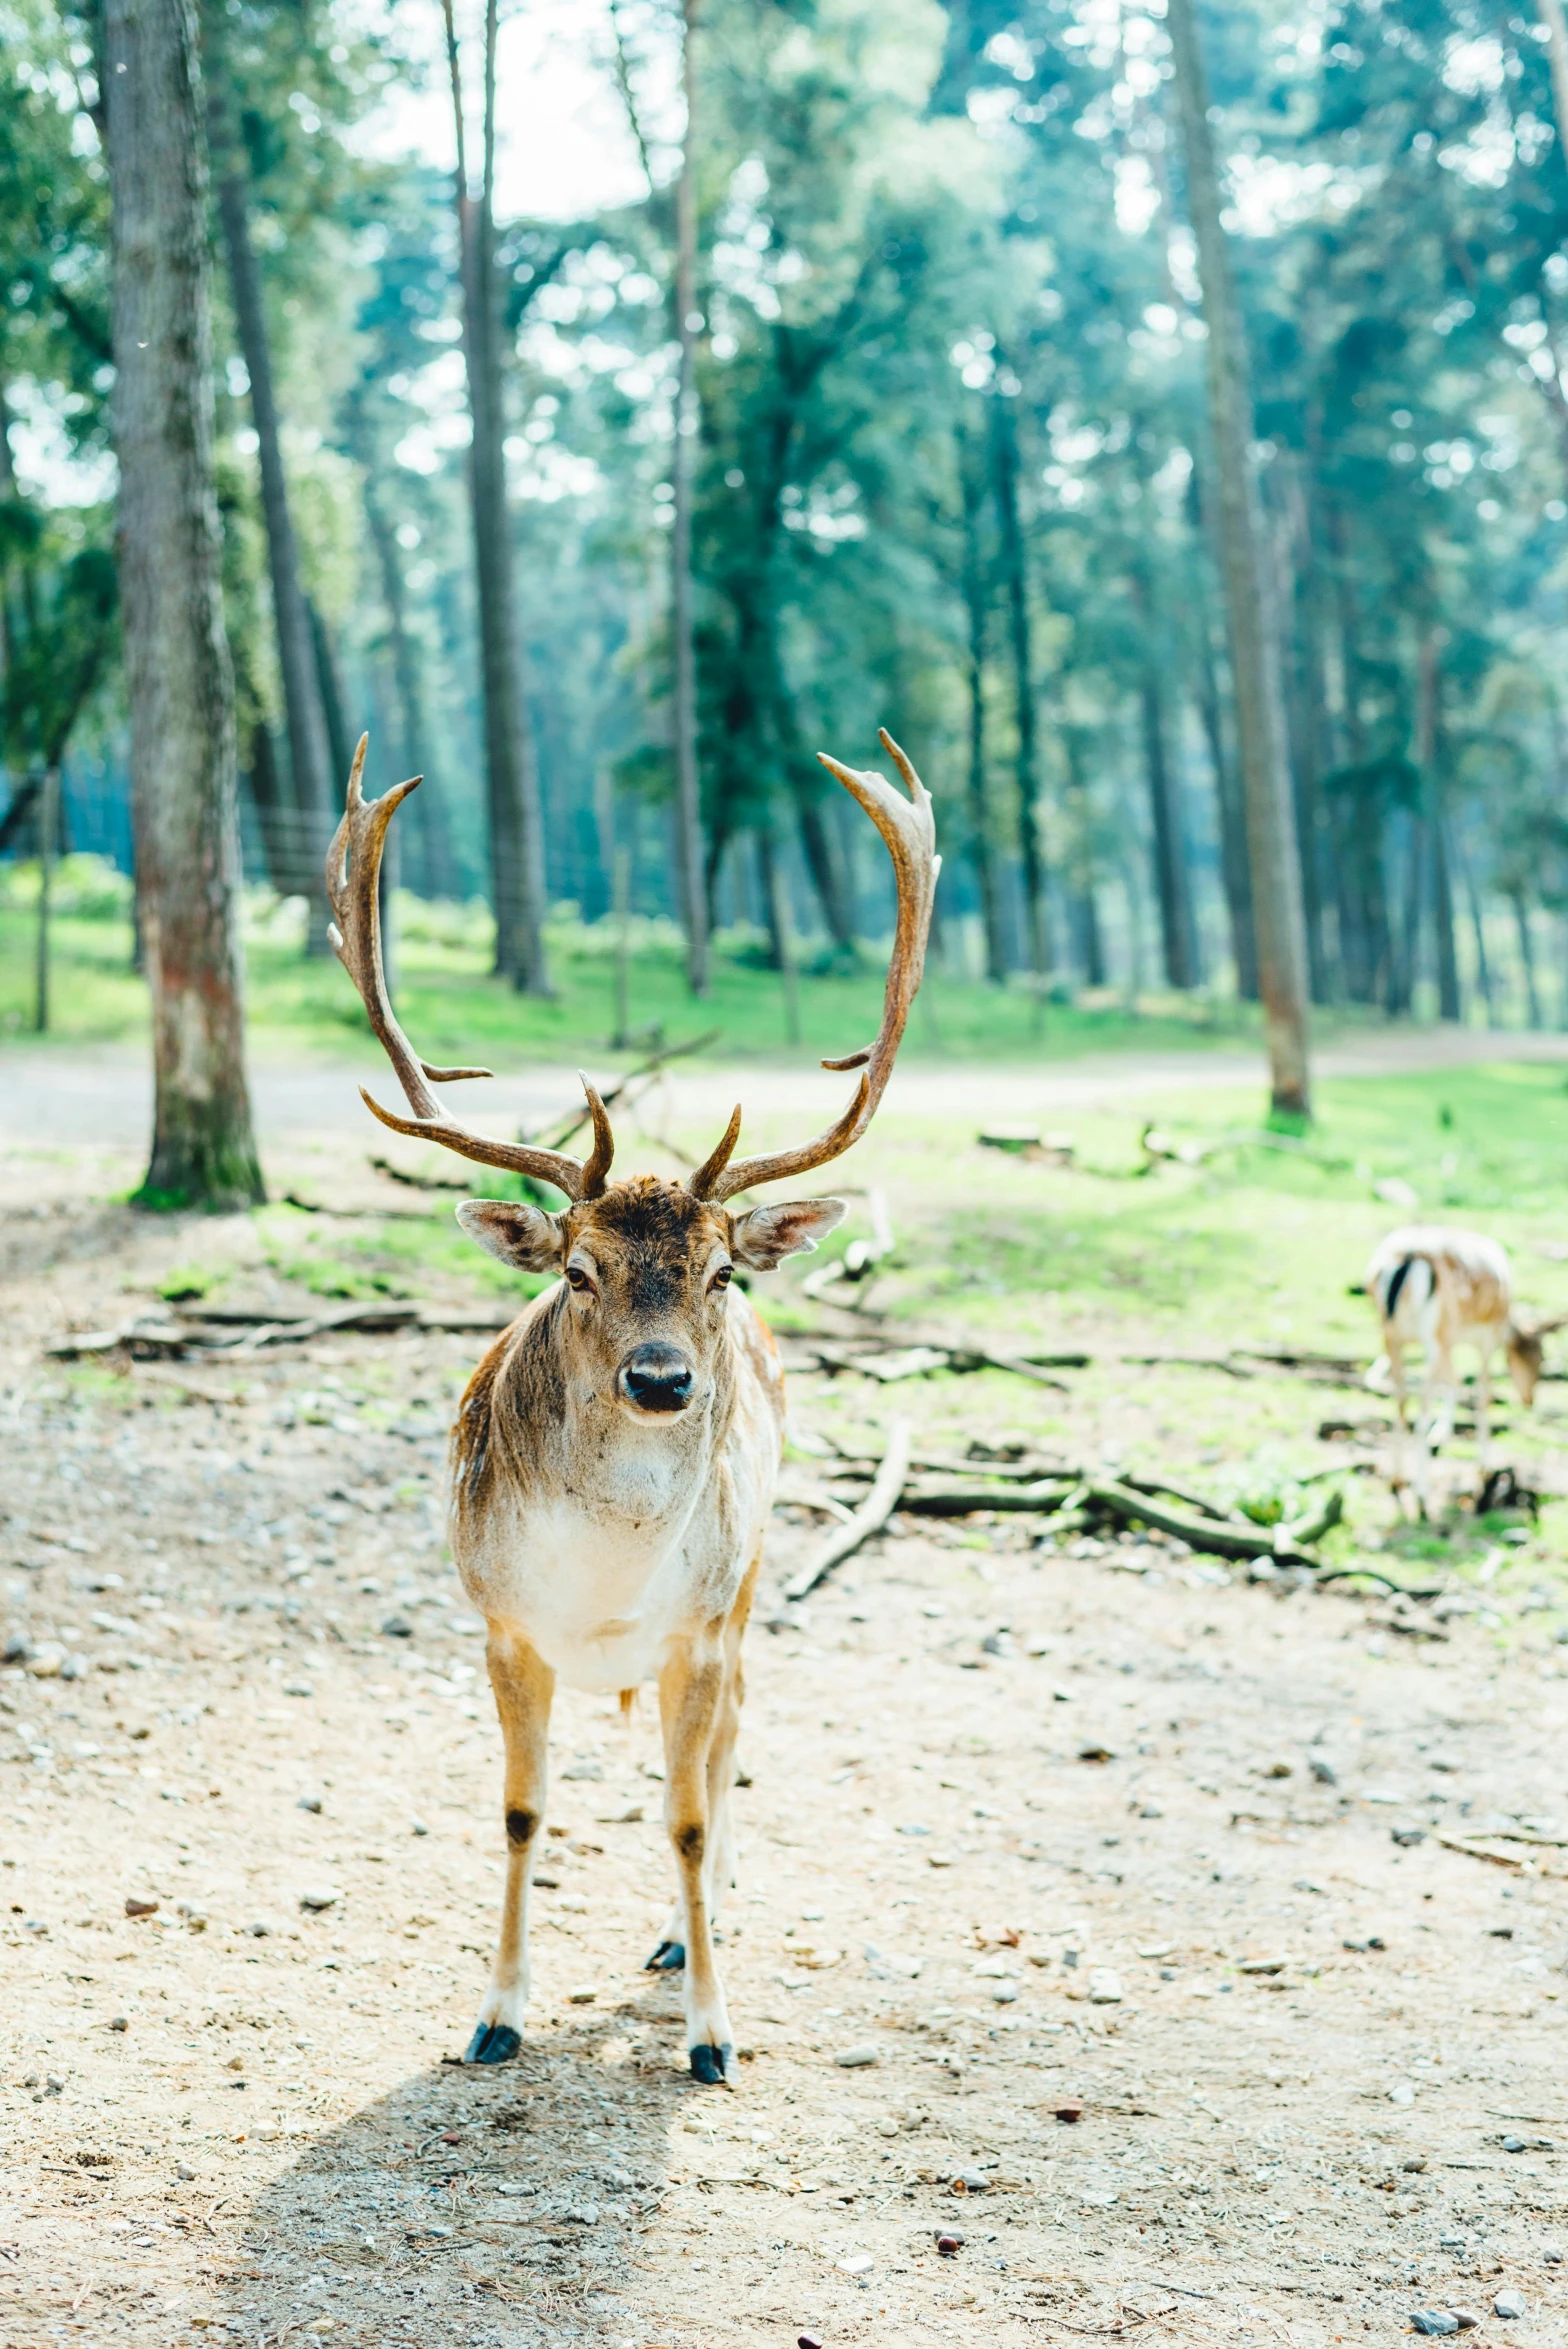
[1088,1968,1123,2005]
[935,2231,963,2257]
[1392,1826,1426,1848]
[798,2335,823,2349]
[1408,2317,1459,2339]
[1501,2135,1527,2154]
[380,1616,414,1639]
[835,2045,878,2069]
[1054,2101,1084,2123]
[281,1681,314,1699]
[299,1885,341,1912]
[1544,2244,1564,2263]
[107,2015,128,2033]
[297,1793,323,1814]
[124,1896,158,1918]
[1494,2289,1526,2319]
[952,2168,988,2193]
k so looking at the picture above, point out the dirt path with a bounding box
[3,1182,1568,2349]
[7,1022,1568,1193]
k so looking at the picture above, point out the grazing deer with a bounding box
[1365,1225,1557,1505]
[326,729,937,2081]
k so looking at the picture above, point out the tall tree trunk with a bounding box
[670,0,708,994]
[210,119,335,948]
[443,0,548,992]
[989,378,1048,987]
[106,0,263,1208]
[1168,0,1311,1115]
[958,416,1005,982]
[1431,807,1461,1022]
[1512,889,1542,1028]
[1197,619,1257,999]
[348,402,457,898]
[243,717,293,895]
[1138,671,1197,988]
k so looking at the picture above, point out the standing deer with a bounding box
[1365,1224,1558,1506]
[327,730,937,2081]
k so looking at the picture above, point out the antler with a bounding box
[325,736,614,1201]
[688,728,939,1204]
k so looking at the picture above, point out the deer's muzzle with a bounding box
[617,1342,696,1416]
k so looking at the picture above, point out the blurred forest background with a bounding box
[5,0,1568,1046]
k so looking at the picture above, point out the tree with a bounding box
[209,75,337,947]
[105,0,263,1208]
[442,0,549,992]
[1167,0,1312,1114]
[671,0,708,995]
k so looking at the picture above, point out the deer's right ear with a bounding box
[455,1200,567,1272]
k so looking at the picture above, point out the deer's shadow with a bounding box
[222,2002,697,2346]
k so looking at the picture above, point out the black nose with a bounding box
[618,1343,695,1413]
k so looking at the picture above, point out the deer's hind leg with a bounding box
[466,1626,554,2065]
[658,1618,738,2083]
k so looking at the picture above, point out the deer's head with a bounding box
[324,730,938,1423]
[456,1179,842,1418]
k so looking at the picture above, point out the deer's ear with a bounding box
[730,1197,848,1269]
[456,1200,567,1272]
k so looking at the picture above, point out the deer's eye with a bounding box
[709,1263,733,1293]
[565,1264,594,1293]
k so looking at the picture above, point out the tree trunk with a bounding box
[349,405,457,899]
[757,824,801,1045]
[1512,889,1542,1028]
[1197,620,1258,999]
[1431,808,1461,1022]
[211,134,335,947]
[989,378,1048,987]
[670,0,708,995]
[106,0,263,1208]
[444,0,548,992]
[1168,0,1311,1115]
[1138,671,1197,988]
[957,417,1005,982]
[243,717,294,895]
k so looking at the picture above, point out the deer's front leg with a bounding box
[658,1625,732,2084]
[465,1626,554,2065]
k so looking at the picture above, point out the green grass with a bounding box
[1,887,1268,1065]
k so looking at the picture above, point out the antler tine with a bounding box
[325,735,598,1201]
[689,730,938,1204]
[689,1103,743,1199]
[579,1076,615,1200]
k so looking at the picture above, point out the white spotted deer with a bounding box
[1366,1224,1562,1508]
[326,729,937,2081]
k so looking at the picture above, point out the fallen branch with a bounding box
[45,1300,515,1360]
[785,1417,913,1600]
[1081,1480,1317,1565]
[899,1478,1080,1518]
[369,1154,469,1191]
[1435,1833,1537,1871]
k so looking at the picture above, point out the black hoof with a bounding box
[689,2042,732,2085]
[645,1939,685,1972]
[462,2023,521,2065]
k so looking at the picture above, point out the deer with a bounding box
[1365,1224,1560,1509]
[325,729,937,2083]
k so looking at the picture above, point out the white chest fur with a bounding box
[451,1343,779,1692]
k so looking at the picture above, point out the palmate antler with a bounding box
[325,736,614,1201]
[687,729,940,1203]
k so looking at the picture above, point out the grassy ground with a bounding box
[0,881,1274,1065]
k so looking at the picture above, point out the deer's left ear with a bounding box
[730,1197,848,1269]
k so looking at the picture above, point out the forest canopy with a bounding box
[4,0,1568,1036]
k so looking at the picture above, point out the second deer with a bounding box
[1366,1223,1559,1508]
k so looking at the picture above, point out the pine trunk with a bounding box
[213,147,335,945]
[958,417,1005,981]
[106,0,263,1209]
[445,0,548,991]
[671,0,708,994]
[1168,0,1311,1114]
[990,380,1048,985]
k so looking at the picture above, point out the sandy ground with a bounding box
[4,1060,1568,2349]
